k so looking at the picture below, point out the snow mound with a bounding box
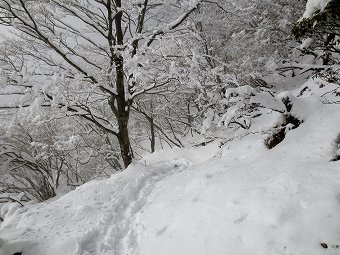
[1,78,340,255]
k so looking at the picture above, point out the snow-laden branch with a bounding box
[302,0,333,19]
[146,0,203,47]
[277,63,339,74]
[129,78,177,100]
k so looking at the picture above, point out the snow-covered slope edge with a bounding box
[0,143,220,255]
[1,79,340,255]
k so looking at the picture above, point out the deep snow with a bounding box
[0,79,340,255]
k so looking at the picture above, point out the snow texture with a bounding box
[1,79,340,255]
[300,38,313,49]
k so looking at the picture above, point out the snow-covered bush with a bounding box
[201,84,279,134]
[167,0,306,138]
[200,83,305,149]
[293,0,340,67]
[193,0,305,84]
[0,114,119,202]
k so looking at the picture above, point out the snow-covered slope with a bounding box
[1,79,340,255]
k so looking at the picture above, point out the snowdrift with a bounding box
[1,79,340,255]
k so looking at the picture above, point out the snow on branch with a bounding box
[146,0,203,47]
[303,0,333,19]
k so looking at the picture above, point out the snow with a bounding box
[1,79,340,255]
[300,38,313,49]
[225,85,255,100]
[0,86,23,109]
[303,0,332,19]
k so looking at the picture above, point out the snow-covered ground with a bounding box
[1,79,340,255]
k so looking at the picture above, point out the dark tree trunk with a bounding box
[113,4,133,168]
[115,55,133,168]
[150,116,155,153]
[117,122,132,168]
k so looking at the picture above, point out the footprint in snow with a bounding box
[156,226,168,236]
[234,213,249,224]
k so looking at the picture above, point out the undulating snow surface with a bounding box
[1,79,340,255]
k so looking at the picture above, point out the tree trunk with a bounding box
[115,54,133,168]
[150,116,155,153]
[117,124,132,168]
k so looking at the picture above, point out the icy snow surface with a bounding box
[1,79,340,255]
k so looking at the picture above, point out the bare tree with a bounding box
[0,0,202,168]
[0,113,118,201]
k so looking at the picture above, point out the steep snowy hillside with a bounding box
[1,79,340,255]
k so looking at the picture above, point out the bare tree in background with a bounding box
[0,0,202,168]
